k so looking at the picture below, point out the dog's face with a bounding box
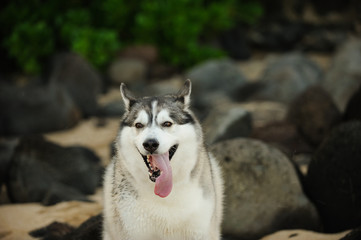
[117,80,199,197]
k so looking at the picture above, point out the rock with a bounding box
[96,100,125,117]
[260,229,349,240]
[287,85,341,146]
[298,28,348,52]
[343,84,361,122]
[219,27,251,60]
[239,101,287,128]
[211,138,320,239]
[49,52,103,117]
[247,21,306,51]
[0,138,18,194]
[311,0,353,14]
[7,136,103,205]
[44,117,121,166]
[322,38,361,111]
[30,214,102,240]
[148,63,178,80]
[305,121,361,232]
[340,225,361,240]
[251,121,312,158]
[0,83,81,136]
[146,77,184,97]
[119,45,158,64]
[0,201,101,240]
[202,102,252,144]
[251,53,323,103]
[107,58,147,85]
[186,58,248,108]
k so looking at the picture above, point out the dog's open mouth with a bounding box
[141,144,178,182]
[140,144,178,198]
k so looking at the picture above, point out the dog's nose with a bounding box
[143,139,159,153]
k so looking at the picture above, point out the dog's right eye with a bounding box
[135,123,144,129]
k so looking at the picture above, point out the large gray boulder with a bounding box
[50,52,103,117]
[186,58,248,109]
[251,53,323,104]
[0,83,81,136]
[210,138,320,239]
[7,136,103,206]
[322,38,361,111]
[108,58,147,85]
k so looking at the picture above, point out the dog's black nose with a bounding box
[143,139,159,153]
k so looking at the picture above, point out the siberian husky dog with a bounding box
[103,80,223,240]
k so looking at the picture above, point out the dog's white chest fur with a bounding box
[117,178,213,239]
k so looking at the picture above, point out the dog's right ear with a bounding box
[120,83,136,111]
[176,79,192,109]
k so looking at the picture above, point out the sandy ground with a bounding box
[0,201,102,240]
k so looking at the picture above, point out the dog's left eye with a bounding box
[162,121,173,127]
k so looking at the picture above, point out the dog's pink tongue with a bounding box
[152,152,172,198]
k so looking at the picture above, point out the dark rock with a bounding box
[7,136,102,205]
[29,222,75,239]
[96,100,125,117]
[30,214,102,240]
[287,85,341,146]
[343,84,361,122]
[0,138,18,193]
[298,28,348,52]
[41,183,91,206]
[0,83,81,136]
[248,21,306,51]
[202,102,252,144]
[211,138,320,239]
[312,0,351,14]
[340,225,361,240]
[49,52,102,117]
[186,58,248,109]
[219,27,251,60]
[305,121,361,232]
[251,53,323,103]
[322,38,361,111]
[251,121,313,157]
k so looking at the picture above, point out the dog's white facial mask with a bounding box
[119,80,193,198]
[133,108,178,198]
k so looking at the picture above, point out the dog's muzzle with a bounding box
[141,144,178,182]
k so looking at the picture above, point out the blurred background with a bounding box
[0,0,361,240]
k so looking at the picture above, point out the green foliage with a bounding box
[0,0,263,75]
[4,21,54,74]
[56,9,120,68]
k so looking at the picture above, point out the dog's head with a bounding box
[117,80,200,198]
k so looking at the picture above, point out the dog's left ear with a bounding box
[120,83,136,111]
[177,79,192,108]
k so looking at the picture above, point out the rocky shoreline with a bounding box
[1,38,361,239]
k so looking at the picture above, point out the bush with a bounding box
[0,0,263,75]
